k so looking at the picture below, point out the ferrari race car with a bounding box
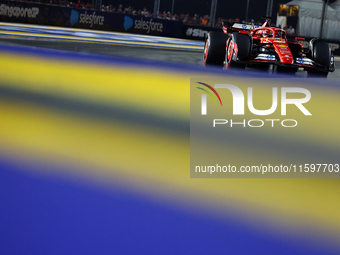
[203,18,335,77]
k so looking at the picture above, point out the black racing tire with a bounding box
[232,32,251,60]
[307,39,330,77]
[224,32,251,69]
[203,31,229,66]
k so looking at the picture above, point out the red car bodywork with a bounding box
[215,20,335,72]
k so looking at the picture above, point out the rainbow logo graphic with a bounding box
[196,82,222,106]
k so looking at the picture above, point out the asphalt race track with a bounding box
[0,36,203,66]
[0,22,339,79]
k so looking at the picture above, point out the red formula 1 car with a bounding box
[203,18,335,77]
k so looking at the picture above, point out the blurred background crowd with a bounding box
[14,0,296,33]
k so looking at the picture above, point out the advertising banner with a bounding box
[0,1,182,37]
[181,23,221,41]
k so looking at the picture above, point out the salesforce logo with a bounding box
[70,10,79,25]
[70,10,104,27]
[124,16,133,30]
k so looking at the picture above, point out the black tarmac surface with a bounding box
[0,35,338,79]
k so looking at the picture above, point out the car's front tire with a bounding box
[224,32,251,69]
[307,39,330,77]
[204,32,229,67]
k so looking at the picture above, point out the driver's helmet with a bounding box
[262,29,271,37]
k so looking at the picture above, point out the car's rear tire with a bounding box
[307,39,330,77]
[224,32,251,69]
[203,32,229,66]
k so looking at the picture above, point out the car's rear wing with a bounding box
[231,23,261,30]
[222,22,261,33]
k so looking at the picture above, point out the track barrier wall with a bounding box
[0,0,182,37]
